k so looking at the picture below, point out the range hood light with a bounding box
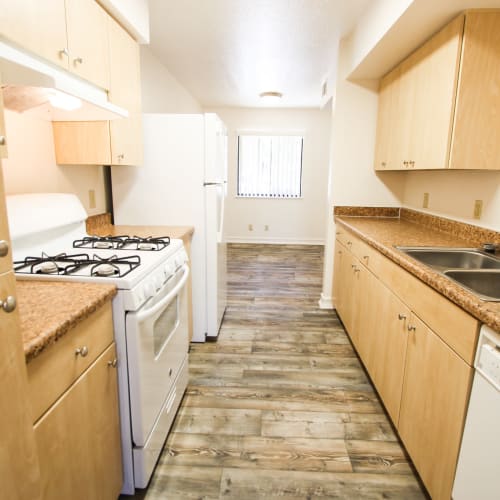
[48,90,82,111]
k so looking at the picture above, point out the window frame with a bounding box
[236,130,305,199]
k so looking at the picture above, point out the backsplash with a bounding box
[334,206,500,246]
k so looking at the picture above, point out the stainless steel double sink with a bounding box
[396,247,500,301]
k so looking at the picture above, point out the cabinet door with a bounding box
[333,240,345,315]
[374,66,402,170]
[0,271,42,499]
[0,0,68,69]
[108,15,143,166]
[450,11,500,170]
[65,0,110,90]
[398,314,472,500]
[34,343,122,500]
[409,15,463,170]
[367,279,410,424]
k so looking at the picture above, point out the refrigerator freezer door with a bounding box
[205,182,227,337]
[204,113,228,183]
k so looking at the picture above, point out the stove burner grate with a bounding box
[14,253,91,275]
[73,235,170,251]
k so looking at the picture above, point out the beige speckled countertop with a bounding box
[335,212,500,332]
[17,281,116,363]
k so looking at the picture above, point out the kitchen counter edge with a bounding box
[335,216,500,332]
[17,280,117,363]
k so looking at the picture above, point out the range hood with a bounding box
[0,41,128,121]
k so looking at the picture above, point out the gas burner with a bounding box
[93,263,119,277]
[87,254,142,278]
[14,253,91,275]
[123,236,171,251]
[73,236,127,250]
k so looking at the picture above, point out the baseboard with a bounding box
[318,293,334,309]
[227,236,325,245]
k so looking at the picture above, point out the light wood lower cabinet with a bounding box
[399,314,472,500]
[333,231,476,500]
[34,343,122,500]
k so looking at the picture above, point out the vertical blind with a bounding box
[237,135,303,198]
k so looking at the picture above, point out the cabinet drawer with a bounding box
[27,302,113,422]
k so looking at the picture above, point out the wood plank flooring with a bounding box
[128,244,428,499]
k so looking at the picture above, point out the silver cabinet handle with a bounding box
[117,154,125,160]
[398,313,407,320]
[59,48,69,57]
[107,358,118,368]
[75,346,89,357]
[407,325,416,332]
[0,240,9,257]
[1,295,16,313]
[0,136,6,146]
[74,57,83,65]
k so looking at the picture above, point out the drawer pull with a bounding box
[0,136,6,146]
[75,346,89,357]
[169,368,173,377]
[1,295,16,313]
[398,314,407,321]
[0,240,9,257]
[107,358,118,368]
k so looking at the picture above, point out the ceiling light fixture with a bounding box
[259,91,283,103]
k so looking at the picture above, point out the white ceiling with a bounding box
[147,0,372,108]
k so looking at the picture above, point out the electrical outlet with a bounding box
[248,224,253,231]
[473,200,483,219]
[88,189,96,209]
[422,192,429,208]
[264,225,269,231]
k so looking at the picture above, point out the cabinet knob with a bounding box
[0,136,6,146]
[168,368,173,377]
[381,161,386,167]
[117,154,125,161]
[398,313,407,321]
[107,358,118,368]
[74,57,84,65]
[1,295,16,313]
[59,48,69,57]
[347,241,352,247]
[75,346,89,357]
[0,240,9,257]
[407,325,416,332]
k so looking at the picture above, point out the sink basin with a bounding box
[443,270,500,302]
[396,247,500,271]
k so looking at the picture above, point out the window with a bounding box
[237,134,303,198]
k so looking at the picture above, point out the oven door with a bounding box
[125,264,189,447]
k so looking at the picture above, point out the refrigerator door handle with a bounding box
[217,183,225,244]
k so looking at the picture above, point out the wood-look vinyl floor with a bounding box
[126,244,428,499]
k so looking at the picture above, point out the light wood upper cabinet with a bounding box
[399,314,472,500]
[52,16,143,166]
[0,0,110,90]
[65,0,110,90]
[108,14,143,166]
[0,0,68,70]
[450,11,500,170]
[375,10,500,171]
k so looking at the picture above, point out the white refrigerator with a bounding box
[111,113,228,342]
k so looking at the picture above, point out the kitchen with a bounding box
[1,0,500,499]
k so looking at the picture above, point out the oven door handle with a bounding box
[136,264,190,323]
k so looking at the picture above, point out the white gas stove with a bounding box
[7,193,190,494]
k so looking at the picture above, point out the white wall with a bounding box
[207,107,331,244]
[98,0,150,43]
[2,110,107,216]
[140,46,203,113]
[320,37,406,308]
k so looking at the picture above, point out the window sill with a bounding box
[235,195,303,200]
